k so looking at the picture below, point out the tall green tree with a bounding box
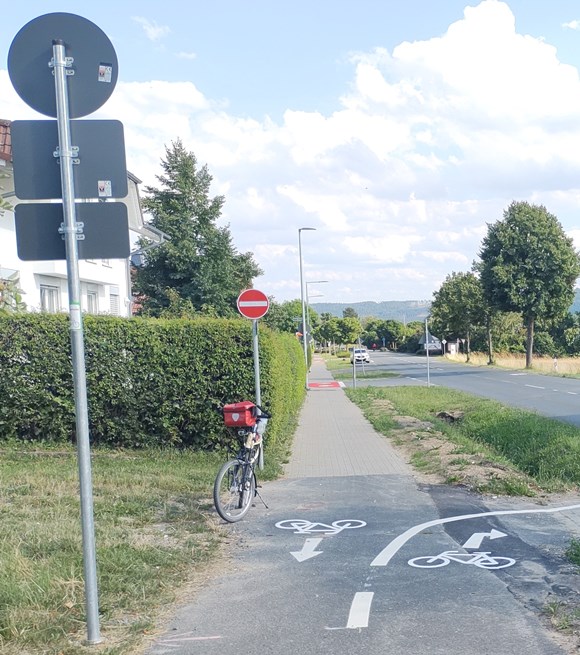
[314,316,341,353]
[343,307,358,319]
[337,317,362,345]
[263,299,302,333]
[133,140,262,317]
[479,201,580,368]
[430,271,486,362]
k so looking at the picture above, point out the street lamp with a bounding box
[305,281,328,356]
[298,227,316,389]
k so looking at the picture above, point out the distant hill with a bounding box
[310,300,431,322]
[313,289,580,322]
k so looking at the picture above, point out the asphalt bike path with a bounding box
[144,357,580,655]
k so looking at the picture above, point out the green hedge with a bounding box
[0,314,305,451]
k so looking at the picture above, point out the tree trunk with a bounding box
[486,317,494,365]
[466,329,471,363]
[525,317,534,369]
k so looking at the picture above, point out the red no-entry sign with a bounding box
[237,288,269,319]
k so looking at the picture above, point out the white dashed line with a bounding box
[346,592,374,628]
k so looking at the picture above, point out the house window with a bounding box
[87,290,98,314]
[40,285,60,313]
[109,285,120,315]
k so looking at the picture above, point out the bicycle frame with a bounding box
[213,408,270,522]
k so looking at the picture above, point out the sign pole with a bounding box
[425,318,431,388]
[237,289,270,470]
[251,319,265,469]
[53,39,101,644]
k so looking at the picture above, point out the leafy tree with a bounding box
[479,201,580,368]
[343,307,358,319]
[133,140,262,317]
[313,315,341,353]
[430,271,486,362]
[337,317,362,345]
[0,170,13,216]
[383,319,407,350]
[362,318,406,350]
[0,278,26,314]
[263,299,303,333]
[400,321,425,353]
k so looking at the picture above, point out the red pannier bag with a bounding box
[223,401,257,428]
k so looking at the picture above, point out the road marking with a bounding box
[510,373,527,376]
[371,504,580,567]
[291,538,323,562]
[463,529,507,549]
[567,392,578,395]
[346,592,374,628]
[309,381,344,389]
[408,550,515,570]
[525,384,545,389]
[275,519,366,534]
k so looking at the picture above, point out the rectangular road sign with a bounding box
[11,119,128,200]
[15,202,130,261]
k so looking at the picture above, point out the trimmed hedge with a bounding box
[0,314,305,451]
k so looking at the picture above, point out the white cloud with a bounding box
[176,52,197,60]
[132,17,171,42]
[563,20,580,30]
[5,1,580,304]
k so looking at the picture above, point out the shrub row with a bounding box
[0,314,305,450]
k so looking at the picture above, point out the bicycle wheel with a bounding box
[476,556,516,570]
[213,459,255,522]
[408,555,450,568]
[332,520,367,530]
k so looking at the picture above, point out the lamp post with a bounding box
[305,281,327,354]
[298,227,316,389]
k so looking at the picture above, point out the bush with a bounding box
[0,314,305,451]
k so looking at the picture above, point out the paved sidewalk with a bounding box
[284,355,412,478]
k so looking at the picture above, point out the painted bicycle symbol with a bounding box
[408,550,516,570]
[275,519,366,535]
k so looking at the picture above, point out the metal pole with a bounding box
[252,319,264,469]
[53,40,101,644]
[425,318,431,388]
[297,234,319,390]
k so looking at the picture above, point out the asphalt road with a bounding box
[141,353,580,655]
[144,477,579,655]
[345,351,580,426]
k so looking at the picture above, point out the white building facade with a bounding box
[0,119,156,316]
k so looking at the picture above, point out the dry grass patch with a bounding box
[446,352,580,376]
[371,399,537,494]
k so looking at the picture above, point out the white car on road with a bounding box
[350,348,371,364]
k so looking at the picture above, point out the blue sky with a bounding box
[4,1,580,304]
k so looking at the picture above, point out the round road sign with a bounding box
[237,289,269,320]
[8,12,118,118]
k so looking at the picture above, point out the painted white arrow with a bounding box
[463,529,507,550]
[291,538,323,562]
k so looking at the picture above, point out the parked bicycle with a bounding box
[213,401,271,523]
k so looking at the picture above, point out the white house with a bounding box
[0,119,159,316]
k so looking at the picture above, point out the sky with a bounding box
[4,1,580,304]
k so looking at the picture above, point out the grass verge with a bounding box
[0,441,283,655]
[345,385,580,493]
[332,370,400,381]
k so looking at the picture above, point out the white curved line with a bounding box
[371,503,580,567]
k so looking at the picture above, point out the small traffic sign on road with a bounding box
[237,288,269,319]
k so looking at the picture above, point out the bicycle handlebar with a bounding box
[254,404,271,420]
